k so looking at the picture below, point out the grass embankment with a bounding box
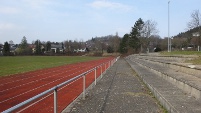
[161,51,201,56]
[160,51,201,65]
[187,57,201,65]
[0,56,101,77]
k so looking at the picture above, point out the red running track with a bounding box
[0,57,114,112]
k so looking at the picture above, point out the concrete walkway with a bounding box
[63,58,164,113]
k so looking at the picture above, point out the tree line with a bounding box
[119,9,201,54]
[1,34,121,56]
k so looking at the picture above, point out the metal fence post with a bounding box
[95,68,97,85]
[101,65,103,78]
[83,74,86,100]
[111,60,113,66]
[105,63,106,73]
[54,88,58,113]
[107,62,108,68]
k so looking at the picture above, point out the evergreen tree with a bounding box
[35,40,42,55]
[46,41,51,51]
[61,42,64,53]
[20,36,28,49]
[3,42,10,56]
[129,18,144,51]
[119,34,129,53]
[17,36,32,55]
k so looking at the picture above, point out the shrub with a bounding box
[107,46,114,53]
[154,47,162,52]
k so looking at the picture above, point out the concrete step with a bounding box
[126,58,201,113]
[128,56,201,99]
[136,55,201,75]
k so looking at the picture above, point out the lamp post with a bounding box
[168,1,171,52]
[168,1,170,52]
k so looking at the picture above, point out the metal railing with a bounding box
[3,57,119,113]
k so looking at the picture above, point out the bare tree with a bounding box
[9,40,14,45]
[187,10,201,49]
[172,38,188,50]
[109,32,121,52]
[142,20,159,52]
[143,20,158,38]
[187,10,201,29]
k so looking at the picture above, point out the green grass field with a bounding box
[0,56,101,77]
[160,51,201,64]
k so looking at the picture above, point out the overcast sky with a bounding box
[0,0,201,44]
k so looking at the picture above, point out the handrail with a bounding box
[2,57,119,113]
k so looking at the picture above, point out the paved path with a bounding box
[63,58,164,113]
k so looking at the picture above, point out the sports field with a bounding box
[0,56,115,112]
[0,56,101,76]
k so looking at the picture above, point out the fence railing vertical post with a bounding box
[105,63,106,73]
[107,62,109,69]
[95,68,97,85]
[54,88,58,113]
[101,65,103,78]
[111,60,113,66]
[83,74,86,100]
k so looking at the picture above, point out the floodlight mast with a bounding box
[168,1,171,52]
